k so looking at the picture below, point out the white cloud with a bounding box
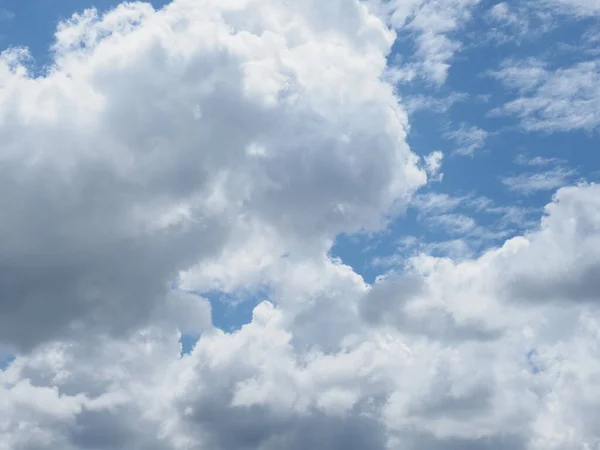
[543,0,600,17]
[483,2,555,44]
[0,0,425,352]
[426,213,478,234]
[403,92,468,114]
[444,124,489,156]
[0,9,14,22]
[5,182,600,448]
[411,192,468,216]
[486,2,530,40]
[491,58,600,132]
[502,167,577,194]
[369,0,479,84]
[423,151,444,182]
[2,1,600,449]
[515,154,566,167]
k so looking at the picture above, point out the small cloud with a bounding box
[378,0,479,85]
[411,192,465,215]
[0,8,15,22]
[444,124,489,156]
[426,213,478,235]
[543,0,600,17]
[501,167,577,195]
[483,2,554,44]
[514,154,565,167]
[423,151,444,182]
[404,92,468,114]
[487,2,530,36]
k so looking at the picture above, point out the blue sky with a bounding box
[2,0,598,336]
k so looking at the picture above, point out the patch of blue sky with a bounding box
[202,288,271,332]
[178,288,271,356]
[179,333,199,357]
[0,354,15,371]
[526,349,542,375]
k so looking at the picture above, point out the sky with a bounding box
[0,0,599,448]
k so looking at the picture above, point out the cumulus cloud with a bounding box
[6,180,600,449]
[0,0,424,352]
[1,1,600,450]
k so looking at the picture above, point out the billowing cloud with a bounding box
[0,0,424,352]
[1,1,600,450]
[4,181,600,449]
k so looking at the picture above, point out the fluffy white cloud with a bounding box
[2,1,600,450]
[4,182,600,449]
[0,0,424,352]
[5,179,600,450]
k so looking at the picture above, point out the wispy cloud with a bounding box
[514,154,566,167]
[444,124,489,156]
[370,0,479,85]
[490,59,600,132]
[423,151,444,182]
[404,92,468,114]
[411,192,467,215]
[426,213,478,235]
[482,2,555,44]
[0,8,15,22]
[543,0,600,17]
[502,167,577,194]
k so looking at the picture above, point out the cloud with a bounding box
[491,58,600,132]
[483,1,555,44]
[3,180,600,448]
[1,1,600,450]
[423,151,444,182]
[444,124,489,156]
[0,0,425,352]
[502,167,577,195]
[411,192,467,215]
[543,0,600,17]
[0,9,14,22]
[498,183,600,304]
[485,2,531,42]
[514,154,566,167]
[369,0,479,84]
[403,92,468,114]
[425,213,478,235]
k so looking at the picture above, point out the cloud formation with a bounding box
[1,1,600,450]
[0,0,423,352]
[491,59,600,132]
